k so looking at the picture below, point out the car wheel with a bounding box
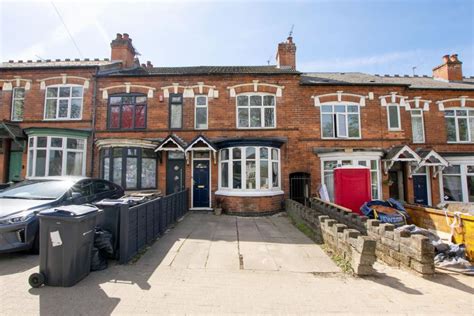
[29,273,45,288]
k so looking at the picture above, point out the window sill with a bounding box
[388,129,403,132]
[43,118,83,121]
[321,137,361,140]
[215,189,284,197]
[236,127,276,130]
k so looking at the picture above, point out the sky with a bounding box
[1,0,473,76]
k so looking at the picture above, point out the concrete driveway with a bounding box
[0,212,472,315]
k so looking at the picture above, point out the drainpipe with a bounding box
[90,67,99,177]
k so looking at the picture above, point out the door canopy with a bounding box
[382,145,421,174]
[414,149,450,178]
[155,134,187,152]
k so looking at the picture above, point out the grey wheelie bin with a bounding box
[28,205,99,288]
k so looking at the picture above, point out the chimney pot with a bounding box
[433,54,463,81]
[110,32,136,68]
[276,37,297,70]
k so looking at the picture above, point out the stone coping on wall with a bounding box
[289,198,436,275]
[286,199,376,276]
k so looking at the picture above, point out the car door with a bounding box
[70,180,94,204]
[93,180,115,201]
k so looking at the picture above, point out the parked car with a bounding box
[0,177,124,254]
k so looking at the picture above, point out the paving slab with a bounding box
[1,212,473,315]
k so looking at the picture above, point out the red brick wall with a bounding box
[1,65,473,209]
[217,194,284,214]
[0,67,98,179]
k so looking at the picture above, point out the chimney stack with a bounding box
[111,33,136,68]
[276,36,297,70]
[432,54,463,81]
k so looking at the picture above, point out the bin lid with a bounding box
[39,204,99,217]
[95,198,131,206]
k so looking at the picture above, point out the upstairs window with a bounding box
[237,94,276,128]
[445,109,474,143]
[410,109,425,143]
[321,104,360,138]
[387,103,401,130]
[11,87,25,121]
[195,95,208,129]
[44,85,83,120]
[108,94,147,130]
[169,94,183,129]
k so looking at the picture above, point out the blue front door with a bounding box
[193,160,210,208]
[413,175,429,205]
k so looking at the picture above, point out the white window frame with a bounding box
[387,103,402,131]
[439,157,474,203]
[43,84,84,120]
[236,93,276,129]
[194,95,208,130]
[320,103,361,139]
[11,87,25,122]
[26,135,87,178]
[443,108,474,143]
[409,109,425,143]
[216,146,282,196]
[319,152,383,201]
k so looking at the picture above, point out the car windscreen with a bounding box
[0,180,74,200]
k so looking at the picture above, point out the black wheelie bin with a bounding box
[29,205,99,288]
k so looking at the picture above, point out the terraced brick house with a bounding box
[1,33,473,214]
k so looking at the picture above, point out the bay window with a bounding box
[108,94,147,129]
[11,87,25,121]
[219,146,281,193]
[321,156,381,201]
[44,85,83,120]
[441,163,474,203]
[237,94,276,128]
[410,109,425,143]
[27,136,86,177]
[321,104,360,138]
[101,147,156,190]
[444,109,474,143]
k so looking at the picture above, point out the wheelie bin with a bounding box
[28,205,99,288]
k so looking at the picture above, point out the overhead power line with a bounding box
[50,2,83,58]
